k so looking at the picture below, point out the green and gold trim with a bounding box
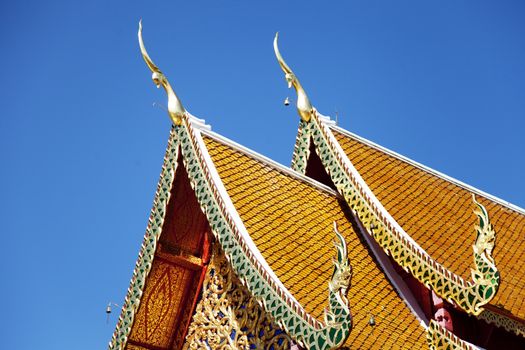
[291,120,310,173]
[426,320,474,350]
[109,130,179,349]
[292,111,500,316]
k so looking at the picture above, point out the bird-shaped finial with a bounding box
[138,20,186,125]
[273,32,313,122]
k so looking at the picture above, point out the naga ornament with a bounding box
[274,33,314,122]
[325,222,352,329]
[468,195,500,313]
[138,20,186,125]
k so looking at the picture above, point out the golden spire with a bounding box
[138,20,186,125]
[273,32,313,122]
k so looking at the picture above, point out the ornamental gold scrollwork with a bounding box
[326,223,352,327]
[184,245,293,349]
[478,309,525,337]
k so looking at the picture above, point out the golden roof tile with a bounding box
[333,128,525,321]
[203,133,428,348]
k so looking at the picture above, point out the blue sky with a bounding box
[1,1,524,348]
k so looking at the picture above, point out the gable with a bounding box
[110,137,213,350]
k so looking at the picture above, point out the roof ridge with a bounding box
[332,125,525,216]
[200,128,340,198]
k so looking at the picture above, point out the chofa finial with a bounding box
[138,20,186,125]
[273,32,314,122]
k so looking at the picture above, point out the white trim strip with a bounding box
[332,125,525,216]
[316,112,427,252]
[200,128,340,198]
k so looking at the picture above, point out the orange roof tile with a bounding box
[333,128,525,321]
[203,133,427,348]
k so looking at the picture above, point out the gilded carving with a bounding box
[478,309,525,337]
[184,245,293,349]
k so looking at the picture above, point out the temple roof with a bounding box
[202,130,428,348]
[331,126,525,322]
[114,24,523,348]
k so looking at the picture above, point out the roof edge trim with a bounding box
[293,111,500,316]
[109,130,180,349]
[188,115,291,295]
[426,320,481,350]
[332,125,525,216]
[200,128,339,197]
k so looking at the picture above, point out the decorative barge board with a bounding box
[292,116,525,345]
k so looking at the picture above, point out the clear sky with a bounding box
[1,1,524,348]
